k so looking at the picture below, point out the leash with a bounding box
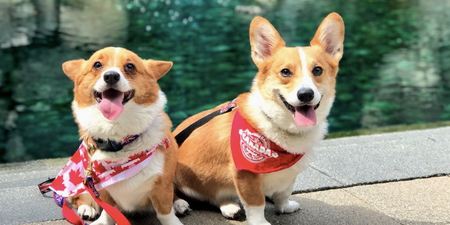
[175,99,237,146]
[38,139,131,225]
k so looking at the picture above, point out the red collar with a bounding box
[230,110,304,173]
[50,138,170,197]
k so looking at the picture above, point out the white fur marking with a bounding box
[156,208,183,225]
[173,199,191,215]
[114,47,120,66]
[277,200,300,214]
[75,91,168,161]
[288,48,321,105]
[94,67,131,93]
[77,204,99,220]
[90,210,114,225]
[220,202,241,218]
[245,205,270,225]
[180,187,208,201]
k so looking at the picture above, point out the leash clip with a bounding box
[84,140,97,185]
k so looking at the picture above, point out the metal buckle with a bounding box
[84,139,97,185]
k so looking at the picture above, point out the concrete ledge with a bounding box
[2,127,450,225]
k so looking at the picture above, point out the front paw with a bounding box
[77,204,99,220]
[173,199,191,216]
[89,210,115,225]
[276,200,300,214]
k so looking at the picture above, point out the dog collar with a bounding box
[48,138,170,197]
[230,110,304,173]
[93,134,140,152]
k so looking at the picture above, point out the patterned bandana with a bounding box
[50,138,170,197]
[230,110,304,173]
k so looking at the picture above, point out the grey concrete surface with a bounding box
[2,127,450,225]
[23,177,450,225]
[294,126,450,192]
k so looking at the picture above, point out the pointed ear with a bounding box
[310,13,345,61]
[62,59,85,81]
[146,60,173,80]
[249,17,286,66]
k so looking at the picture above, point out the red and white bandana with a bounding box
[50,138,170,197]
[230,110,304,173]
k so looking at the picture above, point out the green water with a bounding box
[0,0,449,162]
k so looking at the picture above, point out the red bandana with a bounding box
[50,138,170,197]
[230,110,304,173]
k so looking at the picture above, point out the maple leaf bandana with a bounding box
[50,138,169,197]
[230,110,304,173]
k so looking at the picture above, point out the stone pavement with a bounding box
[2,126,450,225]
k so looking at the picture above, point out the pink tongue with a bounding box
[98,89,124,120]
[294,106,316,126]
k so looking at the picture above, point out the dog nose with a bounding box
[104,71,120,85]
[297,88,314,103]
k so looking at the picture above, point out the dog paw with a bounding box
[276,200,300,214]
[220,203,242,219]
[77,204,99,220]
[173,199,191,216]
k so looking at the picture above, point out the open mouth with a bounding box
[93,89,135,120]
[279,94,320,127]
[94,89,135,105]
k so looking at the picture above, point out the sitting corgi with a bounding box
[173,13,344,225]
[57,47,184,225]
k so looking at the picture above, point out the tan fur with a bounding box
[64,47,182,224]
[149,114,179,215]
[174,13,344,224]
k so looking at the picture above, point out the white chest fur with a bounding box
[103,150,165,212]
[262,151,312,196]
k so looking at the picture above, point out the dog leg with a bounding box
[90,210,115,225]
[89,190,118,225]
[77,204,100,220]
[156,208,183,225]
[234,170,270,225]
[69,193,101,220]
[246,205,270,225]
[150,180,183,225]
[272,181,300,214]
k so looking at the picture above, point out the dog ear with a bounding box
[249,17,286,66]
[62,59,85,81]
[146,60,173,80]
[310,13,345,62]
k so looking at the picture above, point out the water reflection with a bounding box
[0,0,449,162]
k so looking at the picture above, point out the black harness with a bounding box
[175,99,237,146]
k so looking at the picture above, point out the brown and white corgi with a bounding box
[62,47,184,225]
[173,13,344,225]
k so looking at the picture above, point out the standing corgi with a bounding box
[58,47,184,225]
[173,13,344,225]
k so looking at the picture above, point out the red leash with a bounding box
[38,138,131,225]
[61,176,130,225]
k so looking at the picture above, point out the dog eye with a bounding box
[280,68,292,77]
[124,63,135,73]
[93,61,103,70]
[312,66,323,76]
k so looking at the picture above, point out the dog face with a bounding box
[249,13,344,129]
[62,47,172,139]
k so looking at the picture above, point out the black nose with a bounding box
[297,88,314,103]
[104,71,120,84]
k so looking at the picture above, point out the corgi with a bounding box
[60,47,185,225]
[173,13,344,225]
